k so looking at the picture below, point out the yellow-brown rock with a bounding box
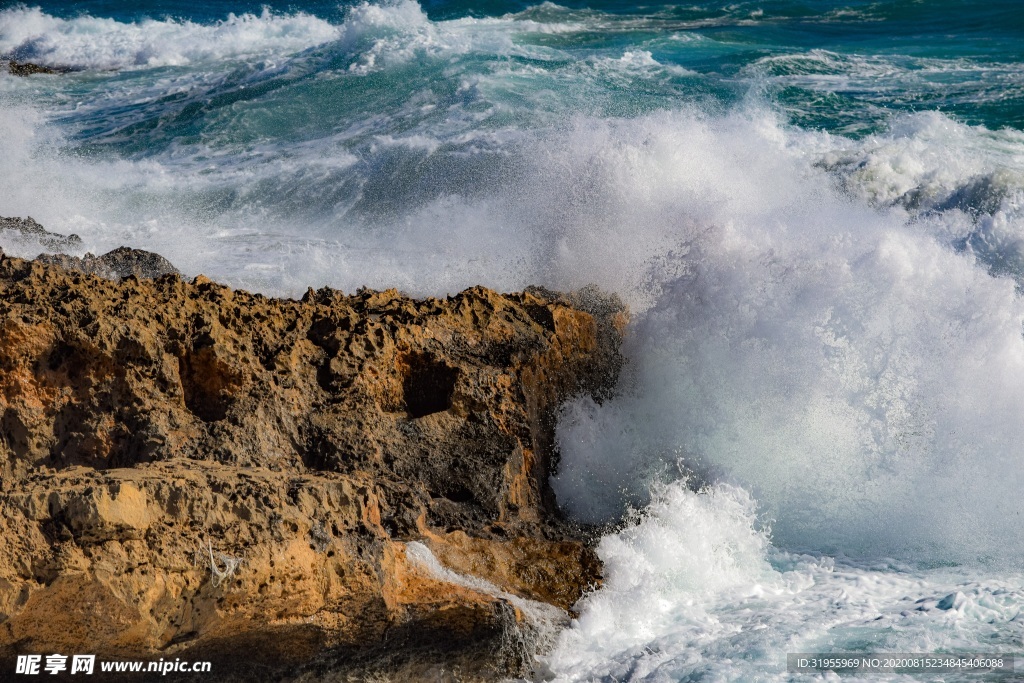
[0,249,625,681]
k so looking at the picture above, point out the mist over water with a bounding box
[3,0,1024,678]
[554,160,1024,560]
[544,113,1024,566]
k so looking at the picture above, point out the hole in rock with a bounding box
[401,352,458,418]
[177,348,238,423]
[442,486,474,504]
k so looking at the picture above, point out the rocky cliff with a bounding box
[0,245,625,681]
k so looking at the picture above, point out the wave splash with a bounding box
[551,110,1024,566]
[0,6,340,69]
[536,106,1024,678]
[541,481,1024,681]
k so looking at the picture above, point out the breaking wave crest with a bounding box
[0,6,341,69]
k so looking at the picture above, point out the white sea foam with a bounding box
[0,6,341,70]
[405,541,567,653]
[0,3,694,77]
[812,112,1024,212]
[589,50,698,78]
[335,0,593,73]
[541,480,1024,681]
[546,112,1024,565]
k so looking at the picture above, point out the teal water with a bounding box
[3,2,1024,680]
[10,0,1024,138]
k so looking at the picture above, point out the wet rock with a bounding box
[3,60,71,77]
[0,252,626,680]
[0,216,82,251]
[36,246,180,280]
[0,216,177,279]
[5,60,55,76]
[936,592,965,611]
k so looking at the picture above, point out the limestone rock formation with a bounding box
[0,249,626,681]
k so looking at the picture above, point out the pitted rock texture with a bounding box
[0,249,625,681]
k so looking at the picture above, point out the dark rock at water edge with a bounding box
[2,60,70,76]
[1,216,178,280]
[36,246,180,280]
[0,216,82,251]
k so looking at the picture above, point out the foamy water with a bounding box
[3,1,1024,679]
[541,482,1024,681]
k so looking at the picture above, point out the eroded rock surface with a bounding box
[0,249,625,681]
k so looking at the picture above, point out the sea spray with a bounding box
[550,112,1024,562]
[0,6,340,70]
[542,481,1024,681]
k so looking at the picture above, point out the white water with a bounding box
[405,541,568,656]
[0,6,340,69]
[538,111,1024,680]
[541,482,1024,681]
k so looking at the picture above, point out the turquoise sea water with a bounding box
[3,1,1024,680]
[14,0,1024,134]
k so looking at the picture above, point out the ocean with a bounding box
[2,0,1023,680]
